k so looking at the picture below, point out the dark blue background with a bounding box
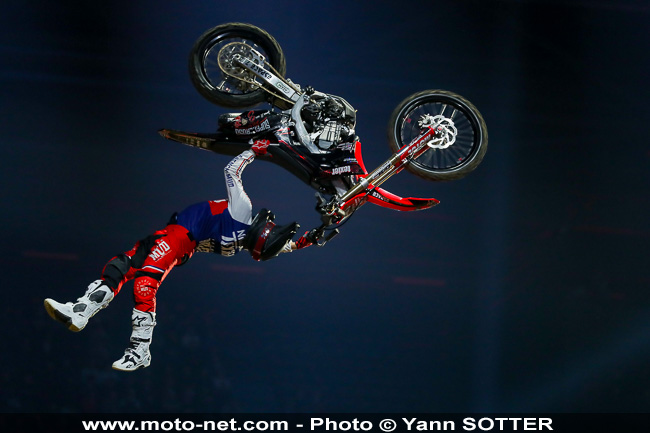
[2,0,649,413]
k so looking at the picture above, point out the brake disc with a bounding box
[418,114,458,149]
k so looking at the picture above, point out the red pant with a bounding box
[102,224,196,312]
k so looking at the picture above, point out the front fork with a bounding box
[307,126,439,245]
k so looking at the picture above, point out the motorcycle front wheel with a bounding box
[189,22,287,108]
[388,90,488,181]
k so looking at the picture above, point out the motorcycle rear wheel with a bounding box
[189,22,287,108]
[388,90,488,181]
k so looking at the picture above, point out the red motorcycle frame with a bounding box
[160,22,488,252]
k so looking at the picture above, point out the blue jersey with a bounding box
[176,200,250,256]
[176,150,255,257]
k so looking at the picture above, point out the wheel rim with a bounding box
[200,34,273,96]
[397,96,481,172]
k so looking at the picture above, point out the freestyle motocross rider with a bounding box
[44,140,311,371]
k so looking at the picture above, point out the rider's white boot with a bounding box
[112,309,156,372]
[44,280,114,332]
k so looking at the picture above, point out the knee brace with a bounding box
[102,254,132,290]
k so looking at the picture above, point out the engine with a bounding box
[301,94,357,150]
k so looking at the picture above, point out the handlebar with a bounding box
[306,225,340,247]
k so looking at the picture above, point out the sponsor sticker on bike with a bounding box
[238,57,274,80]
[235,118,271,135]
[332,166,351,175]
[274,80,294,97]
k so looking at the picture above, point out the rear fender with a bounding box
[158,128,313,185]
[158,129,248,156]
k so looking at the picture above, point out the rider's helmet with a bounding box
[242,209,299,261]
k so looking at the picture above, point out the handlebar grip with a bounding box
[324,229,339,242]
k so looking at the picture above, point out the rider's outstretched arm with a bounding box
[224,149,255,225]
[233,139,313,254]
[278,233,312,254]
[291,233,313,251]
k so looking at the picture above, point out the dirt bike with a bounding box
[159,23,488,260]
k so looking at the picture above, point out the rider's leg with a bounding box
[43,229,172,332]
[111,307,157,371]
[112,225,195,371]
[44,279,115,332]
[43,240,144,332]
[101,232,168,294]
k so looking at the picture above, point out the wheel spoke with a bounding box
[400,98,478,170]
[202,37,271,96]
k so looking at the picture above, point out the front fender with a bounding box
[366,186,439,211]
